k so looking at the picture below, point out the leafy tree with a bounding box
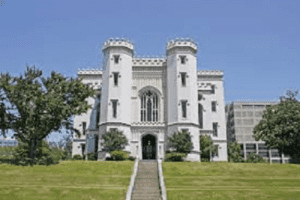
[199,134,218,160]
[0,66,96,166]
[227,141,244,163]
[253,89,300,163]
[102,129,128,153]
[168,130,193,153]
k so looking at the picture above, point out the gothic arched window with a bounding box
[141,91,158,122]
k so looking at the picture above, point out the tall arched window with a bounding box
[141,91,158,122]
[198,103,203,129]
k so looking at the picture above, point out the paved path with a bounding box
[131,160,161,200]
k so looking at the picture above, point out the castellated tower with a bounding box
[98,38,134,160]
[166,39,200,162]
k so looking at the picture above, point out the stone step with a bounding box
[132,194,161,200]
[132,189,160,194]
[131,160,161,199]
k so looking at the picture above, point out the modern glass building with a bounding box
[225,101,291,164]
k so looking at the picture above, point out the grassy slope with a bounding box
[0,161,135,200]
[162,162,300,200]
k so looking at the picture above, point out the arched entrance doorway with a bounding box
[142,134,156,160]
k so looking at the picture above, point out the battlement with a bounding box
[166,38,197,51]
[78,68,103,75]
[197,70,223,76]
[103,37,134,51]
[132,56,166,67]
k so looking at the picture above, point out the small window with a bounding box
[113,72,119,86]
[213,145,219,157]
[112,100,118,118]
[82,122,86,135]
[182,101,187,118]
[212,101,217,112]
[180,56,186,64]
[211,85,215,94]
[81,144,86,155]
[114,55,120,64]
[180,73,186,86]
[198,93,203,101]
[213,122,218,136]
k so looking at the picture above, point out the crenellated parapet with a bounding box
[132,56,166,67]
[166,38,197,52]
[197,70,223,76]
[78,68,103,75]
[102,37,134,51]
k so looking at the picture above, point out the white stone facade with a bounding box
[72,38,228,162]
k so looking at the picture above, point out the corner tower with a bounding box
[98,38,134,159]
[166,38,200,161]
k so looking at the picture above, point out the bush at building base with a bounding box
[110,150,128,161]
[87,152,97,161]
[164,152,186,162]
[72,154,83,160]
[245,153,267,163]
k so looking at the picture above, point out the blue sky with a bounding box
[1,0,299,142]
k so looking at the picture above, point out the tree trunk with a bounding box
[29,138,39,166]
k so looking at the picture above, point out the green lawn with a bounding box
[0,160,135,200]
[162,162,300,200]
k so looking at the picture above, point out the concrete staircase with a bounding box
[131,160,161,200]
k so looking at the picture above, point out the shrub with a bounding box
[127,156,136,161]
[102,130,129,153]
[168,130,193,154]
[201,158,210,162]
[245,153,267,163]
[105,157,114,161]
[227,141,244,163]
[165,152,186,162]
[72,154,83,160]
[110,150,128,161]
[87,152,97,161]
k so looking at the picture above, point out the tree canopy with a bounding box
[199,134,218,160]
[102,129,128,153]
[227,141,244,162]
[168,130,193,153]
[253,90,300,163]
[0,66,96,165]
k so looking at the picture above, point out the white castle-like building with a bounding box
[72,38,228,162]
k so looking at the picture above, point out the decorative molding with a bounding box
[167,122,199,128]
[99,122,131,127]
[131,122,165,127]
